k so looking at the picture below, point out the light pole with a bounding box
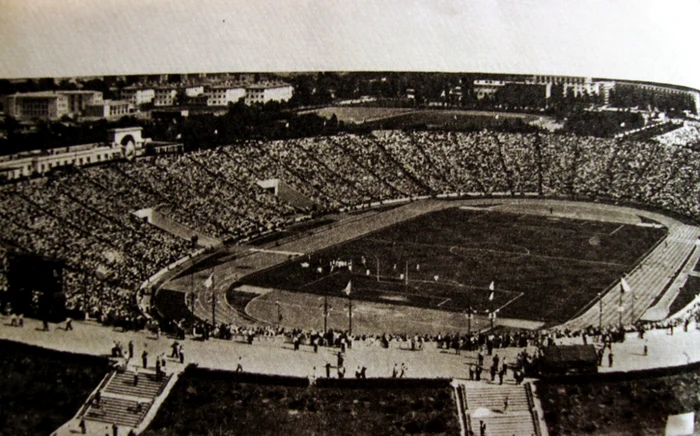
[466,307,474,335]
[618,287,624,328]
[275,300,282,327]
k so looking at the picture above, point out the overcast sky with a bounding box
[1,0,698,89]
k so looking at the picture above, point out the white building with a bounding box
[154,87,178,107]
[244,82,294,105]
[85,100,133,119]
[184,85,204,97]
[206,85,246,106]
[120,86,155,106]
[3,90,104,120]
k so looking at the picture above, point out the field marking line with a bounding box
[609,224,625,236]
[446,242,626,268]
[437,298,451,308]
[496,292,525,313]
[249,248,305,256]
[300,270,341,289]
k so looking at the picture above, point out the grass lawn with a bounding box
[0,340,108,436]
[241,208,664,325]
[668,275,700,315]
[143,369,459,436]
[538,367,700,435]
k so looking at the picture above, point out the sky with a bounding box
[0,0,699,89]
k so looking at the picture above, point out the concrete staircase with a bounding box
[53,365,180,436]
[459,381,544,436]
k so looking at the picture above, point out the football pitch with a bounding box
[240,208,666,326]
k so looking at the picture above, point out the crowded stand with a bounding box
[654,121,700,148]
[1,128,700,334]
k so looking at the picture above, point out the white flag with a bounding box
[342,280,352,296]
[203,273,214,289]
[620,278,631,293]
[489,281,495,291]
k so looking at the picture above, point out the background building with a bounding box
[244,82,294,105]
[206,85,246,106]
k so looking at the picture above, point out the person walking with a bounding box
[503,395,509,414]
[142,350,148,369]
[608,351,614,368]
[134,367,139,387]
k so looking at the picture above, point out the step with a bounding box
[84,397,150,428]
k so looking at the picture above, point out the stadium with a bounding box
[2,107,700,435]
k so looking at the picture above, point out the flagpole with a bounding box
[375,256,380,282]
[618,285,623,328]
[323,296,328,334]
[211,271,216,328]
[348,294,352,336]
[405,261,408,287]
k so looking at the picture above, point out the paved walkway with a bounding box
[3,315,700,381]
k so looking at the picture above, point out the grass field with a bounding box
[142,370,459,436]
[241,208,665,326]
[0,340,108,436]
[538,368,700,435]
[307,106,415,123]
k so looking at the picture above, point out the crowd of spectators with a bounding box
[0,128,699,331]
[653,121,700,148]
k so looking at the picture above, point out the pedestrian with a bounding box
[94,391,101,407]
[392,363,398,378]
[142,350,148,369]
[400,363,406,378]
[236,357,243,372]
[476,364,482,381]
[503,395,509,413]
[179,346,185,364]
[18,314,23,327]
[325,362,331,378]
[337,352,344,368]
[134,367,139,386]
[313,337,319,353]
[65,317,73,331]
[10,313,17,327]
[43,319,50,331]
[360,366,367,379]
[79,418,86,434]
[337,365,345,379]
[112,423,118,436]
[644,341,648,356]
[608,351,614,368]
[128,341,134,359]
[480,420,486,436]
[171,341,179,359]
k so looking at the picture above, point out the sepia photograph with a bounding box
[1,0,700,434]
